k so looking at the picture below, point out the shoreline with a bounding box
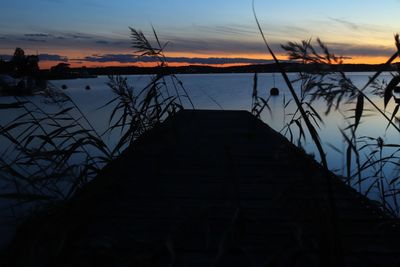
[38,62,400,80]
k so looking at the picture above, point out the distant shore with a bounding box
[39,62,400,79]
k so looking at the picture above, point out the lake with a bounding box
[0,71,399,247]
[49,72,399,174]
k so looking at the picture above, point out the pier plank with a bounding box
[6,110,400,267]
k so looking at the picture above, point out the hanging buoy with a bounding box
[270,87,279,96]
[270,73,279,96]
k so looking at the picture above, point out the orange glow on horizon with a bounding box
[37,52,400,70]
[341,56,400,64]
[39,60,255,69]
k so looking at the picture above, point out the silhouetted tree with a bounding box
[12,47,25,62]
[9,48,39,77]
[25,55,39,73]
[50,63,71,74]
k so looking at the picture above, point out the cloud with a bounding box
[24,33,52,38]
[0,32,130,53]
[68,33,93,39]
[38,54,68,62]
[73,54,274,65]
[329,17,360,30]
[284,26,309,34]
[1,27,276,56]
[326,42,394,56]
[75,54,135,63]
[161,35,280,54]
[166,57,273,65]
[0,53,68,62]
[95,40,110,45]
[192,24,258,37]
[0,29,396,64]
[19,38,47,43]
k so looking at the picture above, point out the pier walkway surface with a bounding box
[5,110,400,267]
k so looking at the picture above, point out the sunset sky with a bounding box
[1,0,400,68]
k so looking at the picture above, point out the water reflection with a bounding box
[46,72,400,182]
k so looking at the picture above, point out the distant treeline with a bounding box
[0,48,40,78]
[39,62,400,78]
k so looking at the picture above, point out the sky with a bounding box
[1,0,400,68]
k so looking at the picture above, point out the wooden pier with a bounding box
[6,110,400,266]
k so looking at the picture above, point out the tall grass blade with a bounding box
[384,76,400,109]
[354,93,364,130]
[252,1,327,168]
[346,144,352,179]
[0,101,28,109]
[387,105,399,131]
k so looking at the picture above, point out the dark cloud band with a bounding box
[73,54,274,64]
[0,54,68,62]
[24,33,52,38]
[39,54,68,62]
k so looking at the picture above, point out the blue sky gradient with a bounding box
[1,0,400,67]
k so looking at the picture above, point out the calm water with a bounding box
[0,72,399,247]
[49,72,399,174]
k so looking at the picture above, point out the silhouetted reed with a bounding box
[0,28,192,216]
[252,1,400,216]
[251,72,271,118]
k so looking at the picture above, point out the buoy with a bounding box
[61,84,67,90]
[269,73,279,96]
[85,85,91,90]
[270,87,279,96]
